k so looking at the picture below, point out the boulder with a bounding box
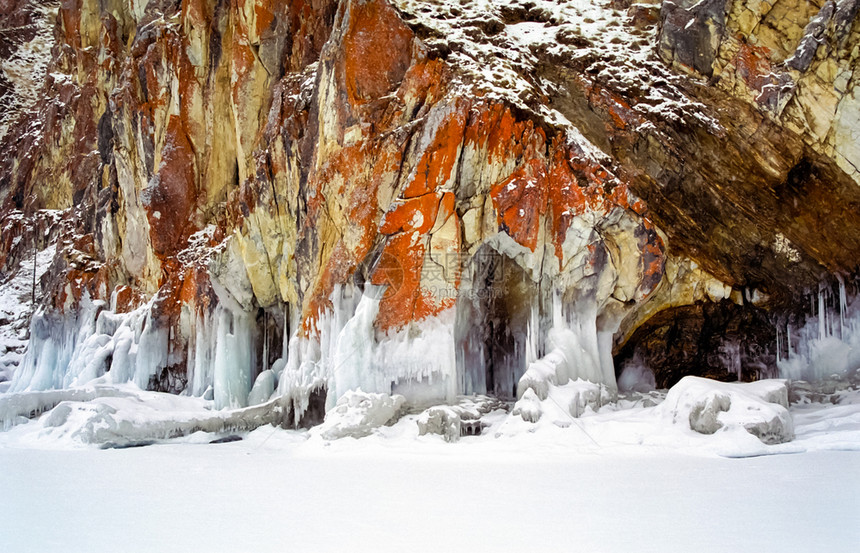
[661,376,793,444]
[318,390,406,440]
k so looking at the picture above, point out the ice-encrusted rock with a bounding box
[416,395,504,441]
[416,406,462,442]
[0,385,131,430]
[318,390,406,440]
[565,380,612,418]
[512,388,543,423]
[515,319,616,422]
[661,376,794,444]
[514,379,612,422]
[517,354,562,401]
[21,386,294,446]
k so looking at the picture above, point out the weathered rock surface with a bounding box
[660,0,860,184]
[0,0,857,416]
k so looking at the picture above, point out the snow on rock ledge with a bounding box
[661,376,793,444]
[317,390,406,440]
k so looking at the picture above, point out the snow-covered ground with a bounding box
[1,439,857,553]
[1,383,858,552]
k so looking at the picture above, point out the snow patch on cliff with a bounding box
[0,4,57,142]
[394,0,721,138]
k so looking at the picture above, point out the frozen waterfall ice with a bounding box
[777,280,860,382]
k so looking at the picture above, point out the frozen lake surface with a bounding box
[2,398,858,553]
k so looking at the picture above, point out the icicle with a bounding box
[262,311,269,374]
[737,345,742,381]
[838,275,847,339]
[552,288,563,328]
[818,287,826,341]
[526,299,539,367]
[288,303,291,361]
[776,277,860,381]
[776,326,781,365]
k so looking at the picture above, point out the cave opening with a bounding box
[613,299,777,388]
[256,305,287,374]
[245,302,291,402]
[455,246,536,400]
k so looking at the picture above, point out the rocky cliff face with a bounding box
[0,0,857,416]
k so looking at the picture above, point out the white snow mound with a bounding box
[661,376,793,444]
[318,390,406,440]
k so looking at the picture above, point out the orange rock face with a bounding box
[342,0,413,108]
[403,107,467,198]
[491,159,547,252]
[144,116,197,258]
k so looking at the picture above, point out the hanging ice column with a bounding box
[10,292,170,393]
[329,284,456,407]
[186,306,217,398]
[210,281,257,410]
[516,289,620,399]
[275,283,458,415]
[332,288,380,402]
[455,200,666,402]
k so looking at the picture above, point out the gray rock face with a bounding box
[688,392,732,434]
[659,0,728,77]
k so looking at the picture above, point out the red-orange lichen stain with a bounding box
[734,40,773,92]
[145,115,196,258]
[342,0,414,107]
[490,159,548,252]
